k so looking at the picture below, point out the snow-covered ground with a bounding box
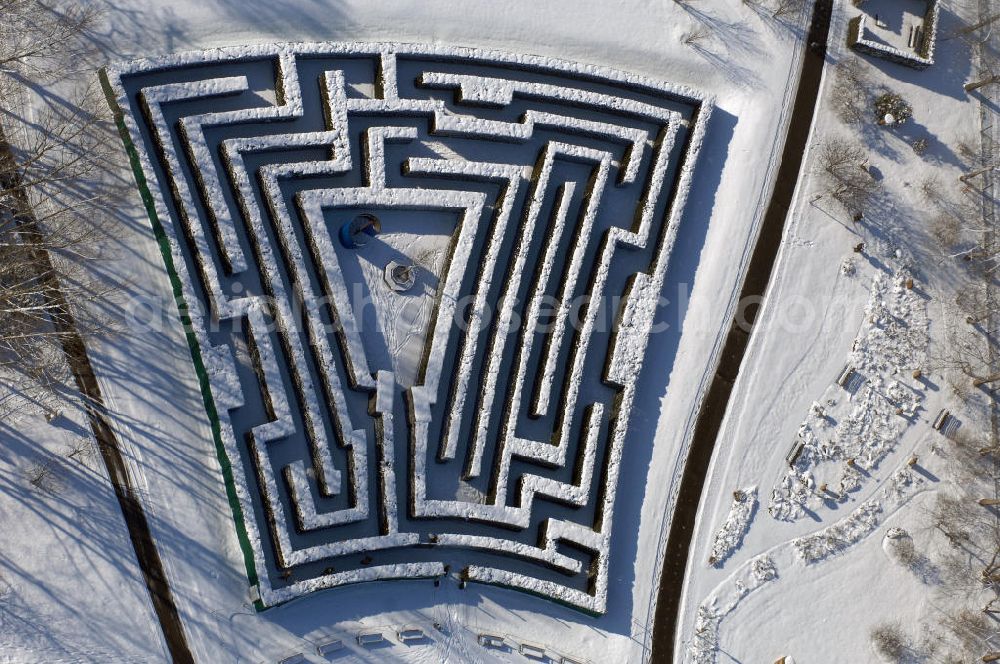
[12,0,811,662]
[0,379,167,662]
[676,0,989,661]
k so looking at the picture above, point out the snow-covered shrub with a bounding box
[750,555,777,581]
[707,487,758,567]
[793,499,882,562]
[869,621,907,662]
[874,92,912,126]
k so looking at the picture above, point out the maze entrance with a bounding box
[102,43,710,613]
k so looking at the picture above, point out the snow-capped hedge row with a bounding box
[793,466,924,564]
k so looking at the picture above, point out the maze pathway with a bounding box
[102,43,711,613]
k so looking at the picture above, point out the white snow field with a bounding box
[676,0,991,661]
[0,381,168,662]
[1,0,813,663]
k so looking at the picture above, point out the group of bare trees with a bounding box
[816,55,897,220]
[913,20,1000,656]
[863,432,1000,660]
[920,168,1000,393]
[0,1,117,424]
[921,429,1000,660]
[914,24,1000,655]
[831,57,870,125]
[940,0,1000,393]
[678,0,806,46]
[741,0,805,19]
[825,46,1000,392]
[959,12,1000,93]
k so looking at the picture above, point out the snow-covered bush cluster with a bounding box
[793,467,923,564]
[685,554,778,663]
[707,487,758,567]
[793,499,883,563]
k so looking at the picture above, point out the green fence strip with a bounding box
[99,68,262,602]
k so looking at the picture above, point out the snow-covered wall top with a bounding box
[847,0,940,70]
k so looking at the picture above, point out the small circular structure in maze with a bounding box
[101,42,711,613]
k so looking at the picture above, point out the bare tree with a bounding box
[831,58,870,125]
[770,0,804,19]
[0,0,99,80]
[957,135,981,164]
[928,493,977,547]
[942,609,994,654]
[816,137,880,218]
[682,26,711,45]
[930,211,962,251]
[65,434,93,464]
[0,2,118,421]
[25,457,59,493]
[887,531,920,567]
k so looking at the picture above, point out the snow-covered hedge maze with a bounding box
[102,43,710,613]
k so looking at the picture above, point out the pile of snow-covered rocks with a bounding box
[769,269,927,522]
